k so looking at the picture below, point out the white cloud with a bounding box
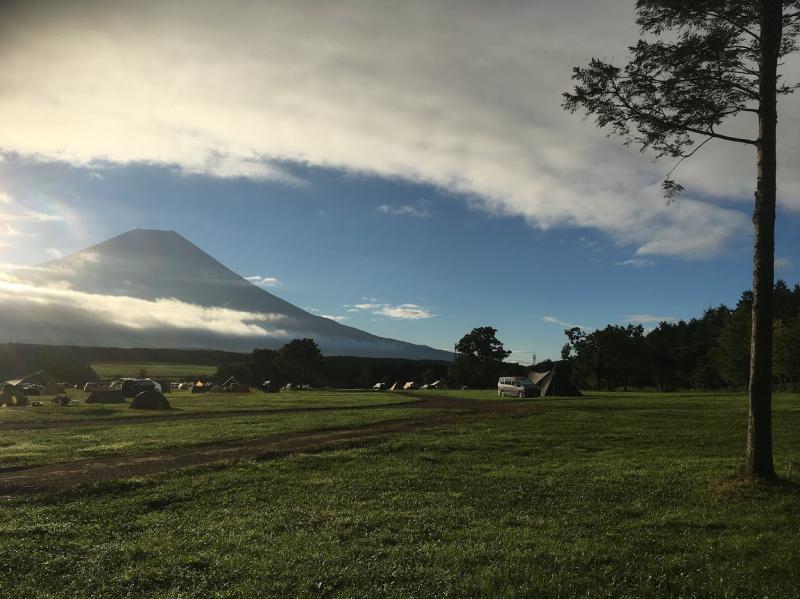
[618,258,654,268]
[45,247,62,259]
[320,314,347,322]
[624,314,678,324]
[245,275,282,288]
[375,304,433,319]
[776,257,792,270]
[347,301,434,320]
[376,203,431,218]
[0,279,287,337]
[0,1,795,257]
[0,192,12,204]
[542,315,585,329]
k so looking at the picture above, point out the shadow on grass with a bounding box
[714,468,800,499]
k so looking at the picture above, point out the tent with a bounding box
[389,382,400,391]
[86,389,127,404]
[42,381,64,395]
[1,385,28,407]
[156,380,172,393]
[5,370,49,387]
[191,381,207,394]
[528,367,582,397]
[129,390,171,410]
[403,381,419,390]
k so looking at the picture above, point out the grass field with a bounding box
[1,390,799,597]
[91,362,218,378]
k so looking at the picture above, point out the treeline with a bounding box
[0,344,98,384]
[215,339,452,388]
[561,280,800,391]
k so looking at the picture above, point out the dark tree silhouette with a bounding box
[449,327,512,388]
[564,0,800,479]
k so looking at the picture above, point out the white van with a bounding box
[497,376,539,398]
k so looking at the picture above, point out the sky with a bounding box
[0,0,799,363]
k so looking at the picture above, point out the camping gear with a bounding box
[53,395,71,406]
[129,390,171,410]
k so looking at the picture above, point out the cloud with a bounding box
[376,203,431,218]
[0,279,287,337]
[542,315,585,329]
[320,314,347,322]
[0,192,12,204]
[245,275,282,288]
[776,257,792,270]
[347,301,434,319]
[617,258,654,268]
[1,1,796,257]
[44,247,62,259]
[624,314,678,324]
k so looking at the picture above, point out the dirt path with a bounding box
[0,398,427,432]
[0,396,539,494]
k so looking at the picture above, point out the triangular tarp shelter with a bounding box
[389,382,399,391]
[528,367,581,397]
[130,390,171,410]
[5,370,48,387]
[191,381,207,393]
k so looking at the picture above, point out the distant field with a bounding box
[91,362,218,378]
[1,390,799,597]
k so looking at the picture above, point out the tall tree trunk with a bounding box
[746,0,782,479]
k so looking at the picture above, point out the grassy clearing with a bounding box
[91,362,218,378]
[0,407,454,469]
[1,392,799,597]
[0,390,417,424]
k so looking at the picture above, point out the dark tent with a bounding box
[156,380,172,393]
[529,367,582,397]
[1,385,29,407]
[86,389,127,404]
[130,390,171,410]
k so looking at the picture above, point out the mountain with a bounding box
[1,229,452,360]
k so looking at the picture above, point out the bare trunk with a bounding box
[746,0,781,479]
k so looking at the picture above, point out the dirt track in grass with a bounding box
[0,395,541,494]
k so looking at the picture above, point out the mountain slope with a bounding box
[1,229,452,359]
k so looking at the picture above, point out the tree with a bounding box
[564,1,800,479]
[275,338,324,386]
[449,327,511,388]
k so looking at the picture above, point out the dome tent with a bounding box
[130,390,171,410]
[86,389,127,404]
[1,385,28,407]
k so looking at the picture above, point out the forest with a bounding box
[560,281,800,391]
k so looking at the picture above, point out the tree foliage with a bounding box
[449,327,512,388]
[562,281,800,391]
[564,1,799,190]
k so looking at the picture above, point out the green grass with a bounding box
[0,390,417,424]
[1,391,799,597]
[0,407,453,469]
[91,362,218,378]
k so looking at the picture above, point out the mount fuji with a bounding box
[1,229,452,360]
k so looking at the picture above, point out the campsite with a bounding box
[2,0,800,597]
